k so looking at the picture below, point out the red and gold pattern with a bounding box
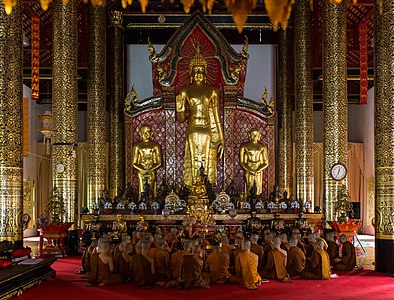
[359,21,368,105]
[31,15,40,100]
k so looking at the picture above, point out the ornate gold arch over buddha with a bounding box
[125,11,275,198]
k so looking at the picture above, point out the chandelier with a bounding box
[3,0,382,33]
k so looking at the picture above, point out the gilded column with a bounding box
[322,0,347,223]
[108,11,124,199]
[52,0,78,223]
[374,0,394,274]
[87,5,106,210]
[277,24,293,196]
[0,0,23,246]
[294,0,314,206]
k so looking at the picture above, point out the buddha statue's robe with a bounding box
[88,253,125,285]
[130,254,157,288]
[113,252,131,278]
[171,249,190,280]
[334,241,356,271]
[206,251,231,283]
[327,240,339,265]
[287,246,306,276]
[260,248,287,280]
[234,251,261,290]
[301,249,331,280]
[148,247,170,281]
[181,254,209,289]
[250,243,264,271]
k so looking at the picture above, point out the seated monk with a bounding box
[260,237,291,283]
[148,238,170,283]
[301,240,331,280]
[334,234,356,271]
[180,245,210,289]
[232,240,262,290]
[130,240,157,289]
[325,232,339,266]
[314,231,328,250]
[250,234,264,271]
[291,229,306,254]
[261,232,274,267]
[286,238,306,276]
[305,233,317,260]
[230,236,244,273]
[220,236,235,256]
[279,233,290,251]
[114,243,133,279]
[113,234,131,257]
[102,232,116,255]
[170,240,192,280]
[77,239,98,275]
[88,238,125,286]
[206,245,231,283]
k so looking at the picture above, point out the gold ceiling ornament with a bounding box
[199,0,215,14]
[181,0,195,13]
[225,0,257,33]
[264,0,295,31]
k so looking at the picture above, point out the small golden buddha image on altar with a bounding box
[176,45,224,189]
[132,124,163,199]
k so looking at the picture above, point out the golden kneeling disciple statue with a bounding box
[176,46,224,188]
[132,124,162,198]
[240,128,268,196]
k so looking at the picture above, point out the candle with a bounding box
[219,243,222,248]
[205,229,208,234]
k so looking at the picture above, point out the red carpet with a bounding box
[17,257,394,300]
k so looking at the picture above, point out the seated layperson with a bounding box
[180,245,210,289]
[334,234,356,271]
[130,240,157,289]
[206,245,231,283]
[325,232,339,266]
[286,238,306,276]
[260,237,291,283]
[88,238,125,286]
[250,234,264,271]
[233,240,262,290]
[171,240,192,280]
[301,240,331,280]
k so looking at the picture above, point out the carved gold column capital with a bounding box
[109,10,123,29]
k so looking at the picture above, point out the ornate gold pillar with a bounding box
[294,0,314,206]
[108,11,124,199]
[322,0,347,223]
[0,0,23,246]
[52,0,78,223]
[374,0,394,274]
[87,5,106,210]
[277,24,293,196]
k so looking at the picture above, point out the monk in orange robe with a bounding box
[291,229,306,254]
[113,243,133,279]
[206,245,231,283]
[301,240,331,280]
[130,240,157,288]
[305,233,317,260]
[180,245,210,289]
[233,240,262,290]
[286,238,306,276]
[260,237,291,282]
[250,234,264,271]
[230,236,244,273]
[325,232,339,266]
[279,233,290,251]
[113,234,131,258]
[314,232,328,250]
[334,234,356,271]
[220,236,235,256]
[148,239,170,282]
[171,240,192,280]
[77,238,98,275]
[88,238,125,286]
[261,232,274,267]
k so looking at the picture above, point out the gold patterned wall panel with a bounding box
[374,0,394,240]
[52,0,78,223]
[23,180,35,229]
[108,11,125,199]
[0,0,23,243]
[23,97,29,157]
[294,0,314,205]
[366,178,375,227]
[322,0,348,223]
[277,25,293,196]
[87,5,106,209]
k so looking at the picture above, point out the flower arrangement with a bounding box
[139,202,148,210]
[92,202,99,214]
[116,202,125,213]
[104,202,112,214]
[267,201,276,212]
[136,224,145,232]
[274,223,285,233]
[128,202,137,212]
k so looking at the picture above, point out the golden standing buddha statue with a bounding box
[176,46,224,188]
[240,128,268,196]
[132,124,163,198]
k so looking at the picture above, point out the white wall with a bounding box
[126,44,276,101]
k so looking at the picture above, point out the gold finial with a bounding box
[241,35,249,59]
[189,44,208,75]
[147,37,157,62]
[109,10,123,28]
